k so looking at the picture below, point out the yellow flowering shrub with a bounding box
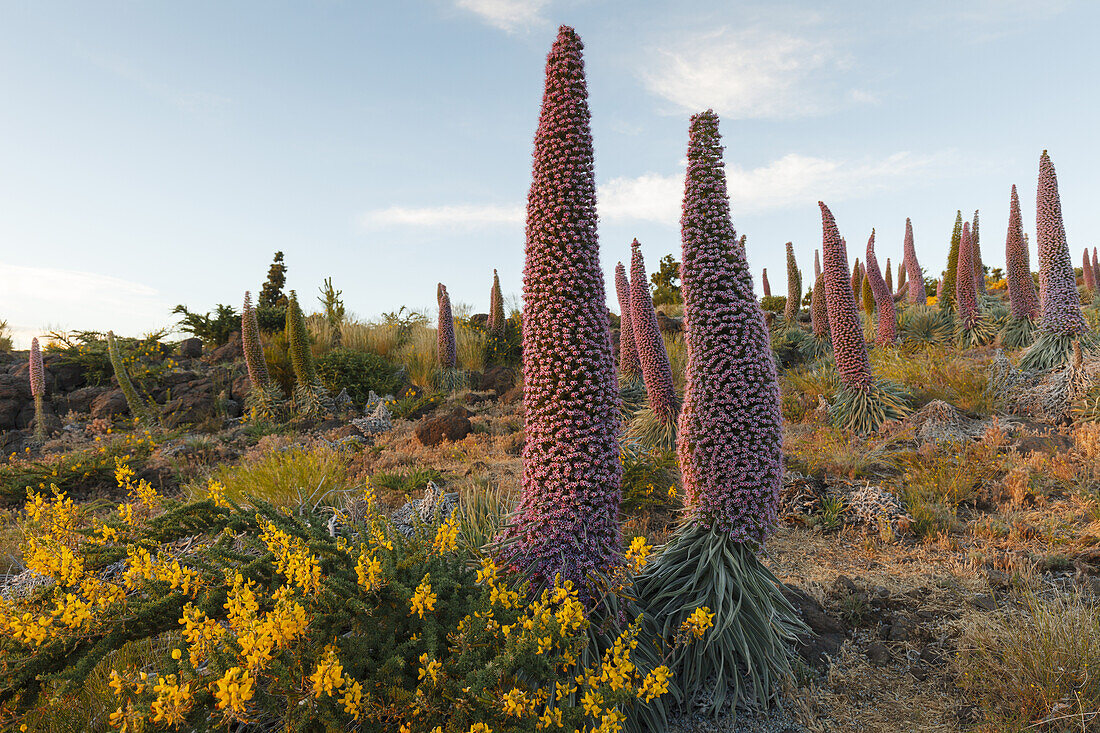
[0,469,710,732]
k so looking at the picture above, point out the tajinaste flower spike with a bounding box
[29,337,46,441]
[885,257,893,293]
[107,331,157,427]
[761,268,771,298]
[637,109,805,718]
[814,250,821,281]
[999,185,1040,347]
[972,210,985,293]
[850,258,862,298]
[784,242,800,322]
[1020,151,1095,369]
[487,269,505,340]
[861,272,874,316]
[627,239,679,452]
[499,25,621,596]
[821,205,872,390]
[614,262,641,383]
[942,211,963,309]
[1083,249,1096,292]
[811,272,829,340]
[1093,248,1099,289]
[819,203,908,431]
[436,284,457,370]
[286,291,327,417]
[956,222,979,328]
[865,231,897,345]
[241,291,281,421]
[904,218,924,305]
[936,278,943,301]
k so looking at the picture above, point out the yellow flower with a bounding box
[212,667,254,717]
[680,606,716,641]
[151,674,193,725]
[432,512,459,553]
[581,689,604,716]
[341,679,364,720]
[410,576,437,619]
[637,665,671,702]
[501,687,527,717]
[623,536,651,573]
[418,652,442,685]
[310,645,345,698]
[469,725,493,733]
[355,549,383,592]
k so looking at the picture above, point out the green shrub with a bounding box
[199,445,354,508]
[316,348,403,404]
[760,295,787,313]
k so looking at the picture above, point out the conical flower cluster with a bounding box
[956,222,979,327]
[865,231,897,344]
[630,240,677,424]
[487,269,505,339]
[1084,249,1096,292]
[761,268,771,298]
[850,258,862,297]
[903,218,924,304]
[814,250,822,280]
[942,211,963,309]
[437,284,457,369]
[677,109,782,543]
[1035,151,1087,335]
[811,273,829,339]
[784,242,800,322]
[286,292,318,386]
[614,262,640,381]
[885,257,893,293]
[29,337,44,398]
[502,25,621,592]
[820,203,872,390]
[241,291,271,390]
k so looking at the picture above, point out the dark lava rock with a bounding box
[179,338,203,358]
[91,390,129,419]
[206,332,243,363]
[414,409,473,446]
[866,642,890,667]
[478,365,516,395]
[781,585,846,668]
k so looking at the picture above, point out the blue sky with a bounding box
[1,0,1097,347]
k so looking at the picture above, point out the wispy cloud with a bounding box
[0,262,172,348]
[640,26,854,119]
[359,203,525,229]
[360,150,956,231]
[601,150,957,225]
[455,0,549,32]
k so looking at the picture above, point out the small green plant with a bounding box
[316,349,403,404]
[199,445,354,508]
[760,295,787,313]
[650,253,681,306]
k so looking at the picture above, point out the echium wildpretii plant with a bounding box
[761,268,771,298]
[1084,249,1096,293]
[637,110,805,719]
[784,242,800,323]
[941,211,963,310]
[241,291,281,422]
[107,331,157,427]
[903,217,924,305]
[627,239,679,454]
[814,250,821,280]
[435,284,464,391]
[1094,248,1099,292]
[865,231,897,345]
[615,262,641,385]
[850,258,862,298]
[811,272,830,341]
[29,337,46,442]
[897,258,907,295]
[819,203,909,432]
[955,221,995,347]
[861,271,875,317]
[285,291,327,418]
[615,262,646,420]
[1019,151,1097,370]
[497,25,622,598]
[972,210,986,293]
[487,269,505,340]
[885,257,893,293]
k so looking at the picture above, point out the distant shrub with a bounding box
[255,304,287,333]
[200,445,353,508]
[760,295,787,313]
[316,349,403,404]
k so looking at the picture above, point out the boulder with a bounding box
[160,377,216,429]
[478,366,516,395]
[414,408,472,446]
[231,374,252,402]
[0,374,32,430]
[91,390,130,419]
[206,332,243,363]
[179,338,203,358]
[62,386,108,414]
